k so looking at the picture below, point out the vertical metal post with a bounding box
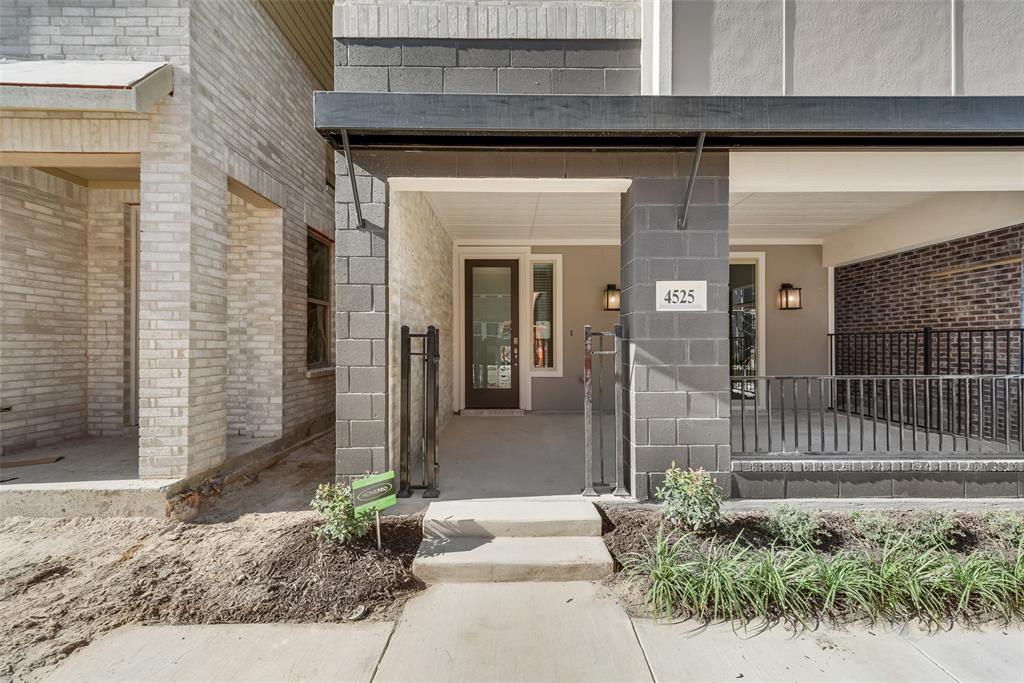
[583,325,597,496]
[597,334,606,485]
[612,324,628,497]
[423,325,440,498]
[398,326,412,497]
[923,326,933,375]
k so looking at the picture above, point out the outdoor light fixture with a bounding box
[778,283,803,310]
[603,284,621,311]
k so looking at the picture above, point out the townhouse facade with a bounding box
[1,1,1022,509]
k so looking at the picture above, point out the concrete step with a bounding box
[412,536,614,583]
[423,500,604,539]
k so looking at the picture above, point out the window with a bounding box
[530,256,561,375]
[307,229,331,368]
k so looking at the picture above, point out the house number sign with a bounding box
[655,280,708,311]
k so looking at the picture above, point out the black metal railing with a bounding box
[583,324,628,497]
[731,374,1024,456]
[398,325,440,498]
[829,327,1023,376]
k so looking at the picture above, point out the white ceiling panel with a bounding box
[425,191,621,241]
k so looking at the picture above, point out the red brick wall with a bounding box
[836,224,1023,334]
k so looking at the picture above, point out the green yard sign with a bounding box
[352,470,397,515]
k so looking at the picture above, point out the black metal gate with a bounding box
[398,325,440,498]
[583,324,628,497]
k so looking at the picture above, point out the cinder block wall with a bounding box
[335,38,640,94]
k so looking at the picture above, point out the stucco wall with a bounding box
[735,245,830,377]
[387,191,454,469]
[668,0,1023,95]
[530,245,620,412]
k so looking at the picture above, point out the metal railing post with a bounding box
[423,325,440,498]
[612,324,628,496]
[398,326,412,497]
[582,325,597,496]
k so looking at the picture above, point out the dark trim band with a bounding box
[315,93,1024,149]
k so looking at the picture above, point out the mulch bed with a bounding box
[600,505,1013,568]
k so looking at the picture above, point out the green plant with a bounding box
[310,482,371,544]
[654,465,723,533]
[850,511,898,548]
[908,511,962,550]
[983,511,1024,548]
[623,526,1024,625]
[850,510,961,551]
[764,504,823,548]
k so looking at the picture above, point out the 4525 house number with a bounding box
[655,280,708,311]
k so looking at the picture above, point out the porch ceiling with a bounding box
[424,190,621,242]
[729,191,939,241]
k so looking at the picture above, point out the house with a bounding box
[1,1,1022,516]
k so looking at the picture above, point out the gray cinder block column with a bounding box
[334,151,390,482]
[621,151,731,499]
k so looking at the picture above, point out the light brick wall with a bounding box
[87,188,139,437]
[0,168,89,453]
[227,193,285,438]
[2,0,334,476]
[386,190,454,469]
[0,169,138,453]
[190,0,335,439]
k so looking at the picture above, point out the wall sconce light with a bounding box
[603,284,621,311]
[778,283,802,310]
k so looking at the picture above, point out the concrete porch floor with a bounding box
[1,434,290,518]
[0,434,278,487]
[393,412,623,513]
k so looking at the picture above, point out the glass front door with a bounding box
[465,259,519,408]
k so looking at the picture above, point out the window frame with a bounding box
[529,254,563,378]
[306,227,333,371]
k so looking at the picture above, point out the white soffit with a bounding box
[389,177,631,193]
[0,60,173,113]
[423,190,621,242]
[731,151,1024,193]
[728,191,939,241]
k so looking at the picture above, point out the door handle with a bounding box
[512,336,519,366]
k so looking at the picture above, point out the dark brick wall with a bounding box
[334,38,640,94]
[836,224,1023,334]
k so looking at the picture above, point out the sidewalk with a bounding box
[44,582,1023,683]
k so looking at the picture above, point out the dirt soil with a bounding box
[0,435,424,682]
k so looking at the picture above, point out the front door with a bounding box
[465,259,519,408]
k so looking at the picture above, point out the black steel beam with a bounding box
[314,93,1024,149]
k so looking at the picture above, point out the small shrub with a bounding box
[983,511,1024,548]
[850,511,898,547]
[764,504,823,548]
[655,465,722,533]
[310,482,371,544]
[851,511,960,551]
[909,510,963,550]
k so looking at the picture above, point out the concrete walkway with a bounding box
[45,583,1023,683]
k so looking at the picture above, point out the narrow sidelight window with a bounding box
[532,261,555,370]
[306,229,332,369]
